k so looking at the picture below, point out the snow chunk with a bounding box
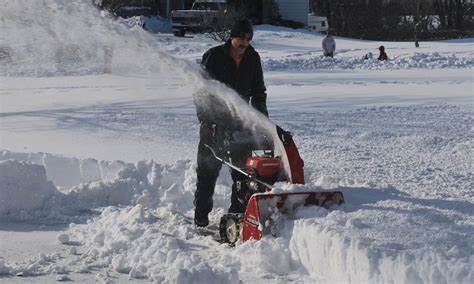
[69,247,78,255]
[0,258,12,275]
[0,160,58,217]
[56,233,70,244]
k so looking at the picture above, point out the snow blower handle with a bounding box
[203,144,273,189]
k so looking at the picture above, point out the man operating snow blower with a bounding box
[193,19,268,227]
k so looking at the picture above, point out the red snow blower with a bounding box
[205,125,344,244]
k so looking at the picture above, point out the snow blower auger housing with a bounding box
[205,125,344,244]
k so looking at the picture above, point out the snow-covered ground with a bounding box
[1,0,473,283]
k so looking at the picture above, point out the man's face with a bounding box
[230,32,253,55]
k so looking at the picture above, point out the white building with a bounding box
[307,14,329,32]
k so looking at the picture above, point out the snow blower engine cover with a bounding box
[246,156,281,178]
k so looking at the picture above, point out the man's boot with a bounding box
[194,210,209,227]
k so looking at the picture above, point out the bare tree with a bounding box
[92,0,157,16]
[92,0,130,14]
[311,0,472,40]
[397,0,432,45]
[203,4,252,42]
[433,0,472,30]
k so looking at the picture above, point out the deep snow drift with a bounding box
[1,0,473,283]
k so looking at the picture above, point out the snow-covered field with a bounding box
[1,0,473,283]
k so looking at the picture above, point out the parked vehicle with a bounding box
[171,0,227,37]
[307,14,329,32]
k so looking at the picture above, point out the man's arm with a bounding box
[250,53,268,117]
[201,49,216,79]
[195,49,216,123]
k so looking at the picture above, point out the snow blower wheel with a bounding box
[219,214,242,245]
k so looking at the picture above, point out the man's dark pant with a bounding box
[194,123,248,219]
[324,51,334,57]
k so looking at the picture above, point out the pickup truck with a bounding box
[171,0,227,37]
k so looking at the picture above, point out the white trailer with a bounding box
[307,14,329,32]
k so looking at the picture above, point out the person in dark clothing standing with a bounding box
[193,19,268,227]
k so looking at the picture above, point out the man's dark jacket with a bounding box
[197,40,268,124]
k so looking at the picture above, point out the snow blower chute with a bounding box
[205,125,344,244]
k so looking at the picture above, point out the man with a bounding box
[193,19,268,227]
[322,31,336,57]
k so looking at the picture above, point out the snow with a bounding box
[1,0,473,283]
[0,160,57,217]
[56,233,69,244]
[123,15,172,34]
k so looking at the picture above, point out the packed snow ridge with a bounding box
[264,51,473,71]
[0,151,196,222]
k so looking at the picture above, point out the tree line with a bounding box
[310,0,474,40]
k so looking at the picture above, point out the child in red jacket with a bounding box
[378,45,388,61]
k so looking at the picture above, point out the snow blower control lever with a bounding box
[203,143,273,190]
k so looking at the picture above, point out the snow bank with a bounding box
[230,182,474,283]
[0,150,125,187]
[120,15,172,33]
[0,151,201,222]
[289,204,473,283]
[67,159,196,212]
[66,180,473,283]
[295,181,473,283]
[264,52,474,71]
[2,150,471,283]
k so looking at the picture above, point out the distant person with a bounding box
[103,46,113,74]
[362,52,373,60]
[378,45,388,61]
[322,31,336,58]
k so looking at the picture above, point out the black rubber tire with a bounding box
[173,30,186,37]
[219,214,243,245]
